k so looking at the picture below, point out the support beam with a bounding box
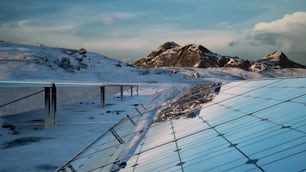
[135,107,143,116]
[110,127,125,144]
[126,114,136,126]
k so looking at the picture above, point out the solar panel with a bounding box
[119,77,306,172]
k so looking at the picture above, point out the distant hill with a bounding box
[132,41,306,72]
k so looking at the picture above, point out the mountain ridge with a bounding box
[133,41,306,72]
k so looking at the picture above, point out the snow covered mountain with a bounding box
[1,41,306,84]
[0,41,206,83]
[133,42,306,72]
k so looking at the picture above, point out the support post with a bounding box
[120,85,123,101]
[51,84,57,126]
[100,86,105,108]
[136,86,139,96]
[130,86,133,97]
[44,87,51,128]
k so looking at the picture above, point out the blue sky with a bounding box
[1,0,306,64]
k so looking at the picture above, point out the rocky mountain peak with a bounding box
[133,42,215,68]
[133,42,305,71]
[262,50,288,62]
[260,50,305,68]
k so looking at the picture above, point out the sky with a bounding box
[0,0,306,64]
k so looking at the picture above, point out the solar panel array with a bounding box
[120,77,306,172]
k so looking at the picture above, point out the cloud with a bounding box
[253,11,306,34]
[99,12,139,25]
[248,11,306,63]
[217,22,232,29]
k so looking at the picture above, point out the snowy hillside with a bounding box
[0,41,306,172]
[0,42,203,83]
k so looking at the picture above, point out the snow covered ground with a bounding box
[0,42,306,171]
[0,83,178,172]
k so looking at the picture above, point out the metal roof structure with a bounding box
[0,81,138,128]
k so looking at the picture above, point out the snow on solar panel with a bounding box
[119,77,306,172]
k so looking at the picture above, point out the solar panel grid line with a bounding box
[198,155,246,172]
[182,146,247,172]
[127,140,147,171]
[181,141,231,163]
[198,116,265,171]
[72,140,121,162]
[237,128,289,149]
[177,129,221,154]
[220,91,303,103]
[119,124,218,166]
[180,140,237,166]
[248,107,306,131]
[202,108,292,148]
[75,143,124,170]
[137,126,174,150]
[216,117,270,137]
[213,100,306,136]
[245,145,306,172]
[131,144,180,172]
[219,120,278,144]
[295,121,306,132]
[248,113,306,134]
[248,135,306,157]
[217,163,257,172]
[257,141,306,163]
[210,109,306,159]
[131,146,179,170]
[170,120,207,139]
[236,130,305,165]
[220,78,282,92]
[214,94,306,125]
[78,144,122,171]
[204,104,252,127]
[131,143,178,166]
[170,119,185,172]
[210,80,286,103]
